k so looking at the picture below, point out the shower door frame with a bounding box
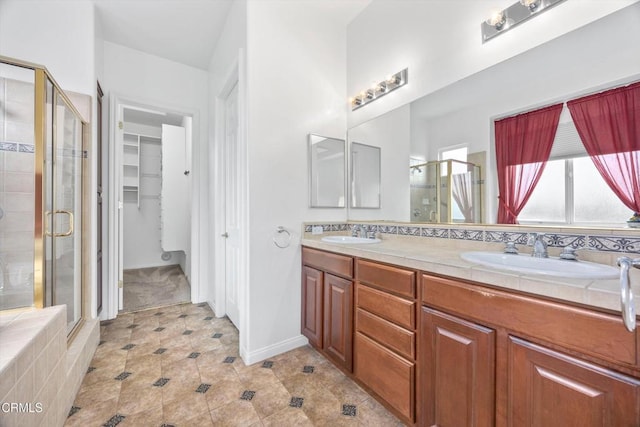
[0,55,89,340]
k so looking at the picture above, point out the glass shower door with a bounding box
[51,89,83,333]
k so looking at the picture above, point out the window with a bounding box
[518,118,629,225]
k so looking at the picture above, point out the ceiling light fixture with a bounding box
[481,0,566,43]
[350,68,408,111]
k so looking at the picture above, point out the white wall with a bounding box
[0,0,95,96]
[348,104,410,221]
[243,0,355,362]
[347,0,639,128]
[103,41,209,302]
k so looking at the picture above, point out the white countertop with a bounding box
[301,234,640,316]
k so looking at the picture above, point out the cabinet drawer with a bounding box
[302,247,353,279]
[357,284,416,330]
[356,308,415,360]
[355,332,415,422]
[422,274,637,366]
[356,259,415,298]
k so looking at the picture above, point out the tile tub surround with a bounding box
[64,303,401,426]
[301,226,640,316]
[0,306,98,427]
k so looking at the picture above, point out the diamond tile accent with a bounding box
[240,390,256,401]
[342,404,357,417]
[223,356,236,364]
[87,367,96,374]
[153,348,167,355]
[121,344,135,350]
[103,414,126,426]
[68,406,81,417]
[114,372,132,381]
[182,330,193,335]
[154,327,165,332]
[188,352,201,359]
[153,378,170,387]
[290,397,304,408]
[178,314,187,318]
[126,324,139,329]
[212,333,223,338]
[195,383,211,393]
[261,361,274,369]
[302,365,314,374]
[204,316,213,320]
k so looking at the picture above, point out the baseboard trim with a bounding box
[242,335,309,366]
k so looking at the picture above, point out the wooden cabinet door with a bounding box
[508,336,640,427]
[324,274,353,371]
[421,307,496,427]
[302,266,323,348]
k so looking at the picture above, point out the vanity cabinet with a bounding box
[354,259,417,424]
[301,248,353,371]
[420,273,640,427]
[421,307,495,427]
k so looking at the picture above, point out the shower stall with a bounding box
[410,159,482,224]
[0,56,87,335]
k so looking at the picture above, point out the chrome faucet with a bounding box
[351,225,361,238]
[528,233,548,258]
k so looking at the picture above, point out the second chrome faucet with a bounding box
[528,233,548,258]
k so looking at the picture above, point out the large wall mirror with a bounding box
[350,142,381,209]
[308,134,345,208]
[346,5,639,229]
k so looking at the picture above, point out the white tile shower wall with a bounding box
[0,76,36,310]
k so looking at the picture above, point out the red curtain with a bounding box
[567,82,640,213]
[495,103,563,224]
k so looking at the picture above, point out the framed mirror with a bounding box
[308,134,345,208]
[345,5,639,229]
[350,142,381,209]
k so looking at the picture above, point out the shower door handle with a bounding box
[221,232,229,238]
[45,210,74,237]
[55,210,74,237]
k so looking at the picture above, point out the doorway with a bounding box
[115,102,193,313]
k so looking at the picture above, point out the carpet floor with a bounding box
[122,265,190,313]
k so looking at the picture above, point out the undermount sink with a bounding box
[321,235,381,244]
[460,251,619,279]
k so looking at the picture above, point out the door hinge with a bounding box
[118,280,123,289]
[118,121,123,130]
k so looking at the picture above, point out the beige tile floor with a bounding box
[64,303,403,426]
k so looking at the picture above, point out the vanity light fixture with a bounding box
[481,0,566,43]
[350,68,408,111]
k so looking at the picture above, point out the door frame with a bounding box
[105,93,200,320]
[213,50,249,354]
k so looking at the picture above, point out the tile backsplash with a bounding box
[303,222,640,254]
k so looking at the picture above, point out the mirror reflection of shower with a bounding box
[410,159,482,223]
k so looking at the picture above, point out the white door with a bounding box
[224,82,240,327]
[160,124,188,252]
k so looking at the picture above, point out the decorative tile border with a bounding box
[304,222,640,254]
[0,142,86,158]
